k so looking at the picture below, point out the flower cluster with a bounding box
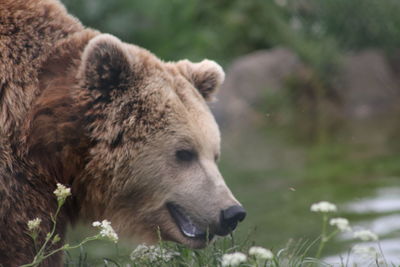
[310,201,337,213]
[248,246,273,260]
[53,183,71,201]
[310,200,381,263]
[27,218,42,231]
[220,246,274,266]
[221,252,247,267]
[353,229,378,241]
[311,202,379,239]
[92,220,119,243]
[130,244,180,263]
[24,183,119,267]
[352,244,379,257]
[329,217,351,232]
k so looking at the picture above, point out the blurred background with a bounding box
[62,0,400,263]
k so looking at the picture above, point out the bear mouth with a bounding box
[167,203,213,241]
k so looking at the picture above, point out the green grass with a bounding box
[23,177,395,266]
[62,218,391,267]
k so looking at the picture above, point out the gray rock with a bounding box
[213,48,400,130]
[336,50,400,119]
[212,48,302,129]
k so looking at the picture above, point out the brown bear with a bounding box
[0,0,246,266]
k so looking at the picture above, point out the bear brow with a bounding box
[174,136,196,149]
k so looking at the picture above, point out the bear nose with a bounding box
[218,205,246,236]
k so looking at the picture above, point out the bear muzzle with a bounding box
[166,202,246,244]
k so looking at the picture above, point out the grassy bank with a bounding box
[24,185,389,266]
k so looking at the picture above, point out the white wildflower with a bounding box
[310,201,337,213]
[92,220,118,243]
[130,244,151,260]
[92,221,101,227]
[27,218,42,231]
[352,244,379,257]
[249,246,273,260]
[130,244,180,262]
[221,252,247,267]
[352,245,384,265]
[329,217,351,232]
[353,230,378,241]
[53,183,71,201]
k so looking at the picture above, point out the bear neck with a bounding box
[23,31,97,184]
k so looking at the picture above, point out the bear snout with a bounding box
[216,205,247,236]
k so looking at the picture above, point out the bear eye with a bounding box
[175,149,197,162]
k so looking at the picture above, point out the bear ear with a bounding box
[79,34,133,97]
[176,59,225,101]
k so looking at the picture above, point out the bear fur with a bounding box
[0,0,242,266]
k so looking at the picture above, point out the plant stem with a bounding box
[21,200,64,267]
[273,256,280,267]
[36,201,63,258]
[315,214,328,259]
[325,230,339,241]
[42,235,100,260]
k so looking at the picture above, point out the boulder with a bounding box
[335,50,400,118]
[214,48,400,130]
[212,48,302,129]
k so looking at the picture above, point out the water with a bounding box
[326,187,400,263]
[346,187,400,214]
[220,117,400,264]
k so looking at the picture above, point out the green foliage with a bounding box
[309,0,400,51]
[61,0,289,64]
[62,0,400,86]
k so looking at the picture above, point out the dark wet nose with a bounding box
[218,205,246,236]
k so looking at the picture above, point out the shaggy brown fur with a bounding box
[0,0,238,266]
[0,0,93,265]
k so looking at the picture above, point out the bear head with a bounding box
[28,34,246,249]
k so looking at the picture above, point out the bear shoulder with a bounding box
[0,0,88,133]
